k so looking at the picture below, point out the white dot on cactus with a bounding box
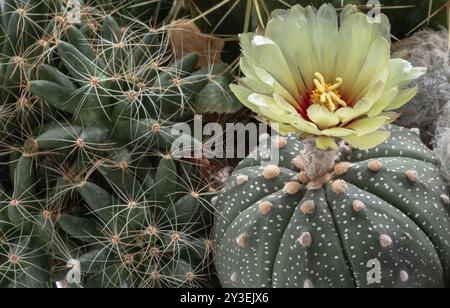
[292,155,305,170]
[367,159,383,172]
[298,232,312,248]
[334,162,353,175]
[405,170,419,182]
[380,234,393,248]
[303,279,314,288]
[440,194,450,205]
[258,201,273,216]
[400,271,409,282]
[230,272,239,283]
[262,164,281,179]
[283,182,302,195]
[331,179,348,194]
[236,233,248,248]
[236,175,249,185]
[299,200,315,215]
[352,200,366,212]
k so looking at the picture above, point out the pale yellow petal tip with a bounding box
[316,136,338,150]
[343,130,391,150]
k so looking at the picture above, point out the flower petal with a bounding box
[377,112,400,124]
[345,116,388,136]
[252,65,299,107]
[349,37,390,103]
[320,127,354,137]
[385,58,426,89]
[335,12,385,97]
[316,136,338,150]
[336,68,388,123]
[342,130,391,150]
[307,104,340,130]
[367,86,398,117]
[240,33,301,100]
[265,5,315,92]
[385,86,419,111]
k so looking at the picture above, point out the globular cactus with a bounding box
[1,7,234,287]
[393,28,450,145]
[213,125,450,288]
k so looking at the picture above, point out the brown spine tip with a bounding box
[380,234,393,248]
[273,136,288,149]
[283,181,303,195]
[331,179,348,194]
[263,164,281,179]
[368,159,383,172]
[259,201,273,216]
[441,194,450,205]
[236,175,249,185]
[298,232,312,247]
[334,162,353,175]
[299,200,316,215]
[404,170,418,182]
[352,200,366,212]
[236,233,248,248]
[292,155,305,170]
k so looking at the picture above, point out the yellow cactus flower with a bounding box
[230,4,426,150]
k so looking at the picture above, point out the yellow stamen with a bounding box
[310,73,346,111]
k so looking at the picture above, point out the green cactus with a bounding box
[213,125,450,287]
[0,7,234,287]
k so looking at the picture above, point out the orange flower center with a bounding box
[310,72,347,112]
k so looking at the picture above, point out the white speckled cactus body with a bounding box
[213,125,450,288]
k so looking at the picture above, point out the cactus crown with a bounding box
[0,1,233,288]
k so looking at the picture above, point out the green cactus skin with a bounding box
[213,125,450,288]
